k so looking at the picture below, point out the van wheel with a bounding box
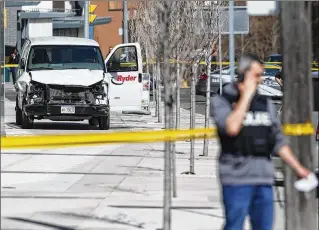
[89,118,98,126]
[21,110,34,129]
[15,97,22,125]
[98,115,110,130]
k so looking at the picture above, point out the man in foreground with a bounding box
[210,54,311,230]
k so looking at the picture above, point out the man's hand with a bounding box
[238,72,258,99]
[296,166,311,179]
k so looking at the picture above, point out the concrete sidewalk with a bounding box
[1,142,285,230]
[1,89,286,230]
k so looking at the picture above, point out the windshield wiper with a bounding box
[30,67,54,70]
[69,67,87,70]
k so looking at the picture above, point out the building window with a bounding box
[53,1,65,11]
[53,28,78,37]
[74,1,83,16]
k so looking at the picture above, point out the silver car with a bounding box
[196,65,282,99]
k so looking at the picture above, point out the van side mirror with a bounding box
[20,58,25,69]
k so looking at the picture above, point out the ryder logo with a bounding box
[111,75,137,85]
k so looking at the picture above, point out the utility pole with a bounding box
[84,1,89,38]
[0,1,6,137]
[123,0,128,43]
[280,2,317,230]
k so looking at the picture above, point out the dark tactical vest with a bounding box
[218,83,275,157]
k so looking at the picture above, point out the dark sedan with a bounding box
[195,66,237,96]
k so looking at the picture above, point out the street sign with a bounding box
[89,4,97,23]
[220,6,249,35]
[197,6,249,35]
[247,1,279,16]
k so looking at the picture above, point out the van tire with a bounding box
[89,118,98,126]
[21,110,34,129]
[15,97,22,125]
[98,115,110,130]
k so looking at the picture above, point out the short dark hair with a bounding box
[238,53,263,74]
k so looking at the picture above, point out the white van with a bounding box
[15,37,110,129]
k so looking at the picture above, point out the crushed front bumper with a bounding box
[24,104,109,117]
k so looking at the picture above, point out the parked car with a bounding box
[267,54,318,71]
[266,54,282,65]
[196,64,282,96]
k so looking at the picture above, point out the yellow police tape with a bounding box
[282,122,315,136]
[0,128,217,150]
[1,122,315,149]
[1,64,19,68]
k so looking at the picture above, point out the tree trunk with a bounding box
[171,60,180,198]
[189,64,197,174]
[152,63,157,115]
[281,2,317,230]
[176,61,181,129]
[203,55,212,156]
[162,1,173,229]
[157,58,162,123]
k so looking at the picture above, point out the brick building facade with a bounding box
[5,7,20,47]
[91,1,130,58]
[4,1,129,58]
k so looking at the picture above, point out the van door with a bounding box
[105,43,143,112]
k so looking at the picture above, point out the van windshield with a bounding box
[27,45,105,71]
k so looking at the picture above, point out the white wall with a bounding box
[65,1,72,11]
[28,19,53,37]
[22,1,53,12]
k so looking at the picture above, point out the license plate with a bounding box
[61,106,75,114]
[212,78,219,82]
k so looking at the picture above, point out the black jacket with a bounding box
[9,54,20,65]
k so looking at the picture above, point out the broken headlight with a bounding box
[90,81,105,96]
[29,81,45,96]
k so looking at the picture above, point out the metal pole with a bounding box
[123,0,129,44]
[203,55,211,156]
[190,64,196,174]
[228,0,235,81]
[218,9,223,95]
[0,1,6,137]
[84,1,89,39]
[281,2,317,229]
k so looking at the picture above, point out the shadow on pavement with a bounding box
[136,149,185,155]
[1,170,129,176]
[1,152,146,158]
[44,211,145,229]
[7,122,132,131]
[7,122,158,131]
[6,217,75,230]
[179,209,224,219]
[119,165,163,172]
[108,205,220,210]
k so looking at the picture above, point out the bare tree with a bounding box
[132,4,221,226]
